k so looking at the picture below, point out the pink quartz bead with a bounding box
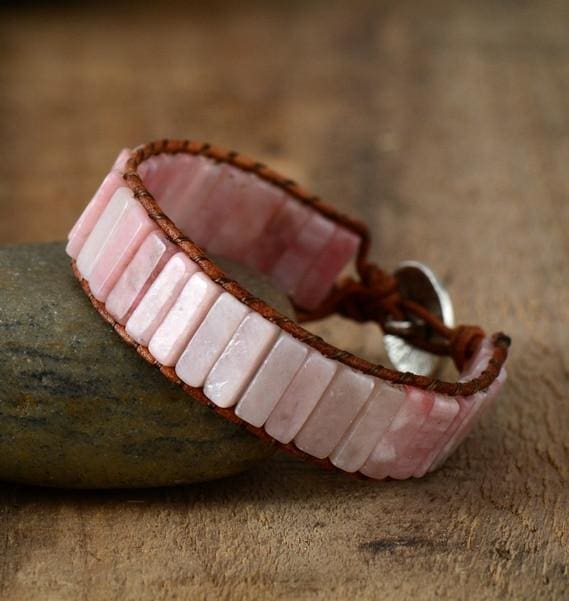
[176,157,224,240]
[235,333,309,427]
[105,231,175,324]
[293,226,361,310]
[269,212,336,295]
[430,367,507,472]
[264,351,337,444]
[75,187,132,280]
[144,154,179,201]
[422,338,495,472]
[81,190,155,302]
[392,394,460,479]
[77,187,152,287]
[125,253,199,346]
[208,176,287,260]
[427,395,484,472]
[175,293,249,388]
[158,154,200,225]
[192,166,252,250]
[148,272,222,367]
[329,382,406,473]
[243,198,311,274]
[294,366,375,460]
[204,313,279,408]
[360,387,434,480]
[409,395,461,478]
[66,148,130,259]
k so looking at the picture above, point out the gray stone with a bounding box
[0,242,292,488]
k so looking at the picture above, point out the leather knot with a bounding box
[360,264,401,315]
[450,325,485,372]
[334,263,402,324]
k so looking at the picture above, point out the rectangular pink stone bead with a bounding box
[176,157,224,240]
[390,394,460,479]
[195,166,253,251]
[360,388,434,480]
[293,226,361,310]
[158,154,200,225]
[204,312,279,409]
[81,190,155,302]
[125,253,199,346]
[66,148,130,259]
[105,231,175,324]
[430,367,507,472]
[424,394,481,474]
[294,366,375,460]
[329,382,406,473]
[270,212,336,295]
[208,176,287,260]
[175,293,249,388]
[244,198,311,274]
[148,272,222,367]
[235,333,309,427]
[264,351,337,444]
[423,338,495,471]
[409,395,461,478]
[77,187,152,284]
[143,154,174,197]
[75,187,132,280]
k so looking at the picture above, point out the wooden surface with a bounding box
[1,1,568,599]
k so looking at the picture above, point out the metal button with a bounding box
[383,261,454,376]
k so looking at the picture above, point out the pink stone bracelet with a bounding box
[66,139,510,481]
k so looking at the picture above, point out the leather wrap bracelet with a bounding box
[66,139,510,481]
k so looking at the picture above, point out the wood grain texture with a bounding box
[0,0,567,599]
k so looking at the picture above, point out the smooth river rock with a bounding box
[0,242,294,488]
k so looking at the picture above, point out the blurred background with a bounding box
[3,0,395,244]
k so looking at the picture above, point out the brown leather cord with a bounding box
[295,264,403,325]
[110,138,509,398]
[293,264,489,371]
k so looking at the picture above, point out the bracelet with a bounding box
[66,139,510,480]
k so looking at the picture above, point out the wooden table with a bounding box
[1,1,567,599]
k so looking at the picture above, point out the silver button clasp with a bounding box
[383,261,454,376]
